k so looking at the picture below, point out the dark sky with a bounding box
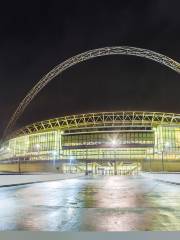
[0,0,180,136]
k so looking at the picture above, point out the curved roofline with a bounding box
[6,110,180,140]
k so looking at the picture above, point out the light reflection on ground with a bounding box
[0,176,180,231]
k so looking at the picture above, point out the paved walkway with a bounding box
[1,175,180,231]
[0,173,84,187]
[141,172,180,185]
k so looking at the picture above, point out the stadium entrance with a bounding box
[95,161,140,176]
[62,160,141,176]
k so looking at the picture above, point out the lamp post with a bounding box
[161,150,164,172]
[155,142,170,172]
[149,148,154,172]
[70,158,72,173]
[52,151,58,166]
[85,149,88,175]
[110,139,118,175]
[35,144,40,159]
[161,142,169,172]
[18,155,21,174]
[69,155,75,173]
[60,152,64,173]
[154,151,164,172]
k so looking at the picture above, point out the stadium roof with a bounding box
[8,111,180,139]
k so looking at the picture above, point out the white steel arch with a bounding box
[3,46,180,138]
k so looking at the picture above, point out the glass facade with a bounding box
[1,112,180,172]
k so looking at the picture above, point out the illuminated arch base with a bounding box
[3,46,180,139]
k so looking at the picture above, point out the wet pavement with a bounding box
[1,175,180,231]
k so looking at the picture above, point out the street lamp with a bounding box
[69,155,75,173]
[33,143,41,161]
[165,142,170,148]
[110,139,118,175]
[34,144,40,152]
[155,142,170,172]
[161,142,170,172]
[154,151,164,172]
[52,150,58,167]
[161,150,164,172]
[147,148,154,172]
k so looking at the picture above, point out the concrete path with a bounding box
[141,172,180,185]
[1,175,180,231]
[0,173,84,187]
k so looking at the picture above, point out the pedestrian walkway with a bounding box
[0,173,84,187]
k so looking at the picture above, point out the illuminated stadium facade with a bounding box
[0,46,180,174]
[1,111,180,174]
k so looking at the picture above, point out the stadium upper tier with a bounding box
[8,111,180,139]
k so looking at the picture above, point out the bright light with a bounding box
[70,155,75,161]
[165,142,170,148]
[69,155,75,164]
[34,144,40,150]
[0,147,4,151]
[111,139,118,146]
[52,151,58,156]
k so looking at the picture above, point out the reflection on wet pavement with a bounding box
[0,175,180,231]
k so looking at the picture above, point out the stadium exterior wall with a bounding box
[1,111,180,173]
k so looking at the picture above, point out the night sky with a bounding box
[0,0,180,136]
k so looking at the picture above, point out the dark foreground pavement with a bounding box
[0,175,180,231]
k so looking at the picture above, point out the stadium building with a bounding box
[1,111,180,174]
[1,46,180,174]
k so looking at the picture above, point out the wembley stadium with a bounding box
[0,46,180,174]
[1,111,180,174]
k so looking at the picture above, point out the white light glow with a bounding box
[111,139,118,146]
[34,144,40,150]
[70,155,75,161]
[52,151,58,156]
[165,142,170,148]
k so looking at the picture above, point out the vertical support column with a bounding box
[85,149,88,175]
[59,130,63,173]
[162,151,164,172]
[85,161,88,175]
[149,149,152,172]
[114,160,117,175]
[152,146,155,172]
[18,154,21,174]
[54,131,57,167]
[95,162,97,175]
